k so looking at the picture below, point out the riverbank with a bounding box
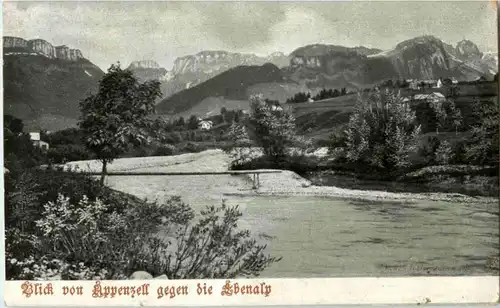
[61,149,498,205]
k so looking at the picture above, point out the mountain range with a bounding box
[3,35,498,131]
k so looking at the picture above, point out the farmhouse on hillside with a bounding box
[198,120,213,131]
[271,104,284,111]
[29,132,49,150]
[411,92,446,103]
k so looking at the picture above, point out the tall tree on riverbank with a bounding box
[341,89,421,171]
[79,63,162,185]
[246,95,304,164]
[466,101,499,166]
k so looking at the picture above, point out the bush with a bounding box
[5,168,105,233]
[434,140,453,165]
[179,142,208,153]
[4,134,47,169]
[418,136,441,165]
[5,193,281,280]
[48,144,93,164]
[451,141,468,165]
[153,144,177,156]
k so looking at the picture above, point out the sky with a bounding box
[3,1,498,71]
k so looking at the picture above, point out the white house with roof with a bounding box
[29,132,49,150]
[411,92,446,103]
[198,120,213,131]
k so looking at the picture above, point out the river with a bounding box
[222,195,498,277]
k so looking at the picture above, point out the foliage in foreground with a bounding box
[5,169,281,280]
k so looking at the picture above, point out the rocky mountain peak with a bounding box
[127,60,161,70]
[455,39,483,60]
[3,36,85,61]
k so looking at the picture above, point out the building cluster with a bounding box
[402,92,446,104]
[406,78,458,90]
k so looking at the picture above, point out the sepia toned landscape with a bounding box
[3,1,499,281]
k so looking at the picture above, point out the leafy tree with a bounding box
[430,101,447,134]
[246,95,301,164]
[187,115,199,130]
[465,101,499,166]
[79,63,162,185]
[341,89,421,171]
[220,107,228,123]
[449,103,463,135]
[4,115,24,134]
[175,116,186,128]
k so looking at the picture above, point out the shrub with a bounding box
[434,140,453,165]
[180,142,208,153]
[451,141,468,165]
[5,194,281,280]
[153,144,177,156]
[418,136,441,165]
[47,144,93,164]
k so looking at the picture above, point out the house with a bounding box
[198,120,213,131]
[434,79,443,88]
[271,104,284,111]
[411,92,446,103]
[407,79,420,90]
[307,98,314,103]
[29,132,49,150]
[428,92,446,102]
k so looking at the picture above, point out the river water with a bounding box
[223,195,498,278]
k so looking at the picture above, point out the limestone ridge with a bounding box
[126,60,172,82]
[128,51,290,98]
[3,36,85,61]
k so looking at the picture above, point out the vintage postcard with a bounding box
[2,0,499,306]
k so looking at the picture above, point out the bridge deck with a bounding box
[83,170,282,189]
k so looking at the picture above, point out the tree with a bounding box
[175,116,186,128]
[341,89,421,171]
[465,101,499,166]
[79,63,162,185]
[448,102,463,135]
[4,115,24,134]
[435,140,453,165]
[187,115,199,130]
[246,95,300,164]
[220,107,228,123]
[430,101,447,134]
